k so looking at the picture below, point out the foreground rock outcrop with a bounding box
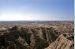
[45,34,73,49]
[0,26,74,49]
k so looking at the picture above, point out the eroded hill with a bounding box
[0,24,74,49]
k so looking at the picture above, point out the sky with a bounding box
[0,0,74,21]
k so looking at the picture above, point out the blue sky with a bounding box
[0,0,74,21]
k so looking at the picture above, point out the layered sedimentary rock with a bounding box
[0,26,73,49]
[45,34,74,49]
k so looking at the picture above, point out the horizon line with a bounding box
[0,20,73,22]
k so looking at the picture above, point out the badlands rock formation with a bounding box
[45,34,73,49]
[0,26,73,49]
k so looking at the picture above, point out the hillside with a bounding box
[0,21,74,49]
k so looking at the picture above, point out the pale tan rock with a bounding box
[45,34,73,49]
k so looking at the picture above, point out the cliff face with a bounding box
[0,26,73,49]
[45,34,73,49]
